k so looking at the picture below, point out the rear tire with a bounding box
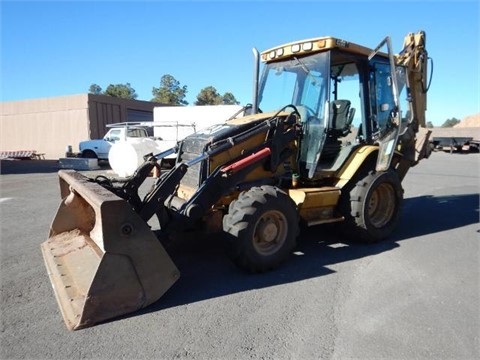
[223,186,299,273]
[346,170,403,243]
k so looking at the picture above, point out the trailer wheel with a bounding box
[223,186,299,273]
[347,170,403,243]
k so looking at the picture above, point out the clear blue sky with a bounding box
[2,0,479,126]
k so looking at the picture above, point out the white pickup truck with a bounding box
[79,126,152,160]
[79,105,244,176]
[79,122,197,177]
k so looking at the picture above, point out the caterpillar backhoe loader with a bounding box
[41,31,432,330]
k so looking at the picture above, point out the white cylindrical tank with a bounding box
[109,138,160,177]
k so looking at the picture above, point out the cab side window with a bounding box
[109,129,121,141]
[369,62,395,134]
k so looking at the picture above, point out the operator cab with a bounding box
[257,37,411,181]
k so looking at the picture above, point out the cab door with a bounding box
[368,37,402,171]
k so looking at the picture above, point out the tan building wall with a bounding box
[1,94,89,159]
[0,94,164,159]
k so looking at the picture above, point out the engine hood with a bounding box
[182,110,290,149]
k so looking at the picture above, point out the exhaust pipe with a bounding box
[252,48,260,115]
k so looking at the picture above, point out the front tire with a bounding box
[347,170,403,243]
[223,186,299,273]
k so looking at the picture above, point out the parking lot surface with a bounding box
[1,152,479,359]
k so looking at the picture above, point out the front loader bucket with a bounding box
[41,170,180,330]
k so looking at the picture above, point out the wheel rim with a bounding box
[253,210,288,256]
[368,182,396,228]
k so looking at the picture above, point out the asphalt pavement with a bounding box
[0,152,478,360]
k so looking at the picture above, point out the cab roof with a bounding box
[260,36,386,63]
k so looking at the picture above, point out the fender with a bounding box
[335,145,405,188]
[335,145,378,188]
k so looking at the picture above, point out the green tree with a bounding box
[152,74,188,105]
[194,86,240,105]
[104,83,138,99]
[441,117,461,128]
[221,92,240,105]
[426,121,434,128]
[195,86,221,105]
[89,83,102,95]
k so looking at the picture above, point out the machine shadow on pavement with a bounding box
[397,193,479,239]
[109,191,479,326]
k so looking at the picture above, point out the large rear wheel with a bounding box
[347,170,403,243]
[223,186,299,273]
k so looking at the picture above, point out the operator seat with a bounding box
[321,100,356,161]
[329,100,355,138]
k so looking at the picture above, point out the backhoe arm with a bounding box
[396,31,429,129]
[395,31,432,176]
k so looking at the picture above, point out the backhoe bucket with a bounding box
[41,170,180,330]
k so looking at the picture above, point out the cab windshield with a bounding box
[258,52,330,117]
[258,51,331,178]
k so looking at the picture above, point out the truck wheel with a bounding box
[347,170,403,243]
[223,186,299,273]
[81,150,97,159]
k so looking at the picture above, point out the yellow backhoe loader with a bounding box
[41,31,432,330]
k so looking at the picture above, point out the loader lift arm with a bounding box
[98,108,299,229]
[145,110,298,228]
